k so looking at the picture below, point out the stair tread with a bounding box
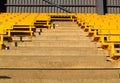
[0,79,119,83]
[0,56,116,68]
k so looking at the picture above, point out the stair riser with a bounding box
[1,50,107,56]
[13,42,96,47]
[41,33,88,36]
[0,56,113,68]
[0,71,118,79]
[12,36,90,41]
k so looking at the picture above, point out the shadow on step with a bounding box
[0,76,11,79]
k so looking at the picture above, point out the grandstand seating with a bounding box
[76,13,120,61]
[0,13,120,61]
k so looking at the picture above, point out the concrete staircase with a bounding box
[0,22,119,81]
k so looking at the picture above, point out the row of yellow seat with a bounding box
[0,13,76,50]
[76,13,120,62]
[0,13,42,49]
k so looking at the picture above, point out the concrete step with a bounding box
[0,51,108,56]
[54,22,79,25]
[0,79,120,83]
[41,32,88,36]
[50,25,80,28]
[11,35,90,41]
[42,27,81,30]
[10,47,104,51]
[32,35,91,41]
[55,25,79,28]
[0,56,116,68]
[9,47,107,53]
[0,47,108,56]
[53,22,78,24]
[35,32,88,37]
[10,40,96,47]
[31,40,95,43]
[54,24,79,27]
[53,22,79,27]
[40,31,87,35]
[39,29,83,32]
[0,71,119,79]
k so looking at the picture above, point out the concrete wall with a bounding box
[106,0,120,13]
[6,0,96,13]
